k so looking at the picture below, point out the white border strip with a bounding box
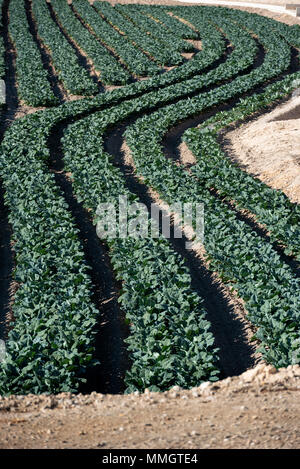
[177,1,297,16]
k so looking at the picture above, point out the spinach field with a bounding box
[0,0,299,396]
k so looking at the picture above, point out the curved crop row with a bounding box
[125,71,300,369]
[8,0,56,106]
[115,4,194,54]
[51,0,130,85]
[183,83,300,259]
[1,5,299,395]
[0,2,264,393]
[0,85,149,395]
[45,31,300,372]
[73,0,160,78]
[32,0,96,96]
[0,89,220,394]
[94,1,183,67]
[140,5,198,40]
[89,4,226,92]
[62,114,219,392]
[0,23,234,390]
[0,110,99,395]
[220,6,300,49]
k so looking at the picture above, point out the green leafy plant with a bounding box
[8,0,57,106]
[32,0,97,95]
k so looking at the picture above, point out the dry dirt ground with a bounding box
[179,95,300,205]
[227,96,300,204]
[1,0,300,450]
[0,364,299,449]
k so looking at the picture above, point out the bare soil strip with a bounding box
[2,361,299,448]
[224,97,300,204]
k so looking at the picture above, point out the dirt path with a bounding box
[0,364,299,449]
[226,96,300,204]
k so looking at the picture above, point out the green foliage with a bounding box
[0,111,98,394]
[62,110,220,392]
[73,0,159,78]
[51,0,131,85]
[1,4,300,395]
[32,0,97,96]
[138,5,198,40]
[183,81,300,259]
[115,4,193,55]
[0,0,6,78]
[8,0,57,106]
[125,61,300,370]
[94,1,183,67]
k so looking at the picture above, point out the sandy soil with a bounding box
[226,97,300,204]
[178,96,300,205]
[0,364,299,449]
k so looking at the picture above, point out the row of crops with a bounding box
[8,0,58,106]
[9,0,215,104]
[0,0,5,80]
[0,1,299,394]
[72,0,160,77]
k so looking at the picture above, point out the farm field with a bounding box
[0,0,299,449]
